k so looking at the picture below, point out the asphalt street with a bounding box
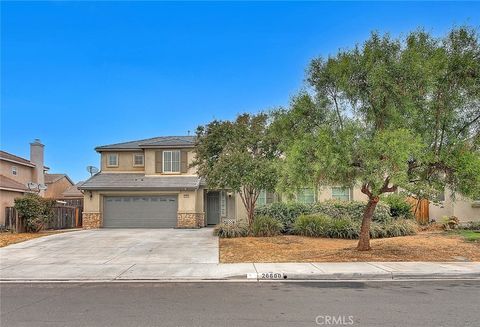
[1,281,479,327]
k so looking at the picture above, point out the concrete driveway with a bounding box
[0,228,221,280]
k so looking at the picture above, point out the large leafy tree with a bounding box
[193,113,278,229]
[275,27,480,250]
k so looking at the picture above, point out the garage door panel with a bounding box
[103,195,178,228]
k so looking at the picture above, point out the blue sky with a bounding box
[1,1,479,182]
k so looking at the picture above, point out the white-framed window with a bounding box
[133,153,144,167]
[297,188,316,204]
[107,153,118,167]
[11,166,17,176]
[331,187,351,201]
[163,150,181,173]
[257,190,267,206]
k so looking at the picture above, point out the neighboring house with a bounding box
[44,173,75,199]
[79,136,248,229]
[60,181,84,207]
[0,140,48,225]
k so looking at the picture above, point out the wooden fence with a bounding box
[406,197,430,224]
[4,205,82,232]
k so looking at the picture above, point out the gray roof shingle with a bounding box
[79,173,204,191]
[95,136,195,151]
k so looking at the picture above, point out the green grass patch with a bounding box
[457,230,480,242]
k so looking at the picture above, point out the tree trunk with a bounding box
[357,196,379,251]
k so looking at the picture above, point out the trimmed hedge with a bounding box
[293,214,417,239]
[255,200,392,232]
[252,215,284,237]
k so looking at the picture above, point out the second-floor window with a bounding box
[12,166,17,175]
[133,154,144,167]
[163,150,180,173]
[107,153,118,167]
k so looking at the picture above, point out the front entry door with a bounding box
[206,192,220,225]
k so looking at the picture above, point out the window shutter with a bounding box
[180,150,188,173]
[155,151,163,173]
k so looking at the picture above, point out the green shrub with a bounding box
[255,200,392,231]
[370,219,418,238]
[252,215,283,237]
[293,214,416,239]
[293,214,331,237]
[382,194,413,219]
[14,194,56,232]
[325,217,359,239]
[255,202,311,233]
[213,222,249,238]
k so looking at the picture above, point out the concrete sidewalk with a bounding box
[1,261,479,282]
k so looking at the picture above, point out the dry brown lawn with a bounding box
[220,231,480,263]
[0,230,65,247]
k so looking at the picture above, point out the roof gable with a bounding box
[45,173,74,185]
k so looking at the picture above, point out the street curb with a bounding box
[1,273,479,283]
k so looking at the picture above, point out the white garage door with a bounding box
[103,195,178,228]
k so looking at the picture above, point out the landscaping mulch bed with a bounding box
[220,231,480,263]
[0,230,64,247]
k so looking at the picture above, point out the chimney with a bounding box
[30,139,45,195]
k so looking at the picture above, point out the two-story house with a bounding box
[0,139,48,225]
[80,135,479,229]
[79,136,247,229]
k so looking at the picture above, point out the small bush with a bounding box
[382,194,413,219]
[377,219,418,238]
[252,215,283,237]
[440,216,460,230]
[461,221,480,231]
[325,217,359,239]
[14,194,56,232]
[293,214,331,237]
[213,222,249,238]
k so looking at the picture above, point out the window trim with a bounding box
[106,153,119,167]
[11,166,17,176]
[132,153,144,167]
[163,150,181,173]
[331,186,352,201]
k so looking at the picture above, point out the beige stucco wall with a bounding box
[0,161,34,186]
[44,177,73,199]
[0,190,24,225]
[235,192,248,222]
[429,189,480,222]
[101,152,145,172]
